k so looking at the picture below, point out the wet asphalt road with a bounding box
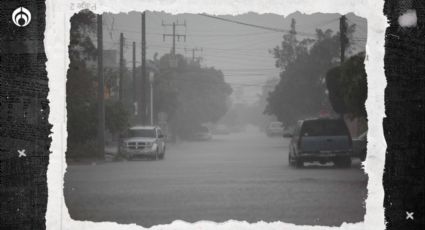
[64,130,367,227]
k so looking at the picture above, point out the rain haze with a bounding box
[101,11,367,104]
[65,11,369,227]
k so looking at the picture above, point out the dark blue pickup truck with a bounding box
[288,118,353,168]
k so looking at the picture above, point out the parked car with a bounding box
[266,121,284,137]
[352,131,367,161]
[288,118,353,168]
[190,126,213,141]
[119,126,166,160]
[282,125,295,138]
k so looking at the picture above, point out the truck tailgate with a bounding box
[300,136,351,153]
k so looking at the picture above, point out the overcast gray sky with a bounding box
[102,12,367,104]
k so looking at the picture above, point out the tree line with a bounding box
[264,18,367,128]
[66,11,231,159]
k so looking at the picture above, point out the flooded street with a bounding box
[65,129,367,227]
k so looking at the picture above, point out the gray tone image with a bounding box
[64,11,368,227]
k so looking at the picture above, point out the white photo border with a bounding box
[45,0,387,229]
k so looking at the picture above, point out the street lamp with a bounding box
[149,71,154,126]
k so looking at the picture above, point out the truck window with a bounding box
[128,129,156,138]
[301,120,349,137]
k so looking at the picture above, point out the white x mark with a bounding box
[18,149,26,158]
[406,211,414,220]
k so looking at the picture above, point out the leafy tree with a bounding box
[67,60,97,145]
[326,52,367,118]
[67,10,97,147]
[271,18,311,70]
[68,10,97,62]
[155,54,232,138]
[66,10,99,159]
[105,101,129,135]
[265,18,356,126]
[67,11,130,158]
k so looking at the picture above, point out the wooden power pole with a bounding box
[140,12,147,124]
[132,41,136,106]
[162,20,186,57]
[97,14,105,157]
[119,33,124,102]
[185,47,203,63]
[339,15,347,64]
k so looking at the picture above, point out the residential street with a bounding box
[65,129,367,227]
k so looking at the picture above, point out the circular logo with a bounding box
[12,7,31,27]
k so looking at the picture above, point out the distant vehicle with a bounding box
[288,118,353,168]
[282,125,295,138]
[119,126,166,160]
[212,124,230,135]
[352,131,367,161]
[266,121,284,137]
[190,126,213,141]
[229,125,245,133]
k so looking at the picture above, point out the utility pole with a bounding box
[339,15,348,64]
[162,19,186,139]
[132,41,136,107]
[140,12,147,124]
[119,33,124,102]
[162,20,186,57]
[185,47,203,63]
[149,73,154,125]
[96,14,105,158]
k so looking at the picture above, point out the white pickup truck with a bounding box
[119,126,166,160]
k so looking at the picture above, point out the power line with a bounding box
[198,13,289,33]
[198,14,367,41]
[198,14,318,37]
[105,26,279,38]
[103,20,366,50]
[310,17,340,29]
[104,14,318,38]
[102,14,367,45]
[187,31,278,37]
[184,47,203,62]
[220,67,278,71]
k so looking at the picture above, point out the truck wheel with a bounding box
[335,157,351,168]
[334,158,342,167]
[160,149,165,160]
[295,158,304,168]
[343,157,352,168]
[288,154,295,167]
[155,150,159,160]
